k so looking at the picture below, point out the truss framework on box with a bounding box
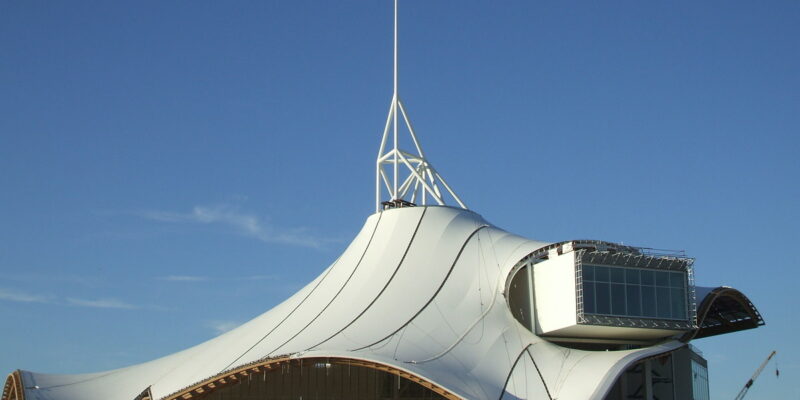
[574,249,698,331]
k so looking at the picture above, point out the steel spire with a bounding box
[375,0,466,212]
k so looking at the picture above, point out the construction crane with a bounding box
[734,350,777,400]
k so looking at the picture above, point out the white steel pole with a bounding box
[392,0,399,200]
[397,100,425,158]
[376,163,380,212]
[432,169,467,209]
[377,100,394,212]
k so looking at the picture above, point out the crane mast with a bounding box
[733,350,777,400]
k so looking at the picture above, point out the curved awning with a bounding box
[683,286,764,341]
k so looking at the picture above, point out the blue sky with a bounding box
[1,1,797,398]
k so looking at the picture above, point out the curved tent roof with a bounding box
[4,206,728,400]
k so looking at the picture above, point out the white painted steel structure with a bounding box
[375,0,466,212]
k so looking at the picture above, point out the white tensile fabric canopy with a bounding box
[9,206,694,400]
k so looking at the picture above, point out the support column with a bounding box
[644,359,654,400]
[526,262,536,332]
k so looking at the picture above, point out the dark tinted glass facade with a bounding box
[582,265,688,320]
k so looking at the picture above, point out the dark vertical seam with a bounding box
[526,348,553,400]
[351,224,489,351]
[221,212,384,371]
[265,210,394,356]
[498,344,532,400]
[306,207,428,350]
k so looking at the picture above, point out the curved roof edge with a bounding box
[159,355,461,400]
[2,371,24,400]
[682,286,764,342]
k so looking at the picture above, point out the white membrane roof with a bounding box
[12,206,703,400]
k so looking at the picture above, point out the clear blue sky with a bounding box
[1,1,797,398]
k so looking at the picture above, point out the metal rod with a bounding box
[377,100,394,212]
[398,100,425,158]
[433,170,467,209]
[392,0,399,199]
[397,152,443,205]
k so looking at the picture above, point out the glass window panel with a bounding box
[642,286,656,317]
[625,268,640,285]
[583,267,691,320]
[595,282,611,315]
[610,283,626,315]
[671,288,686,320]
[583,282,596,314]
[626,285,642,317]
[594,266,609,282]
[692,360,710,400]
[670,272,684,288]
[641,270,655,286]
[582,265,594,282]
[656,271,671,287]
[656,287,671,318]
[609,267,625,283]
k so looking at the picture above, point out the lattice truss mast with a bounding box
[375,0,466,212]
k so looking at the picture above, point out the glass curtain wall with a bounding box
[582,265,687,320]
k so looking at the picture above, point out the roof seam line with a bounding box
[306,207,428,350]
[352,223,489,351]
[218,212,384,372]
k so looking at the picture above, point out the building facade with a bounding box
[1,2,764,399]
